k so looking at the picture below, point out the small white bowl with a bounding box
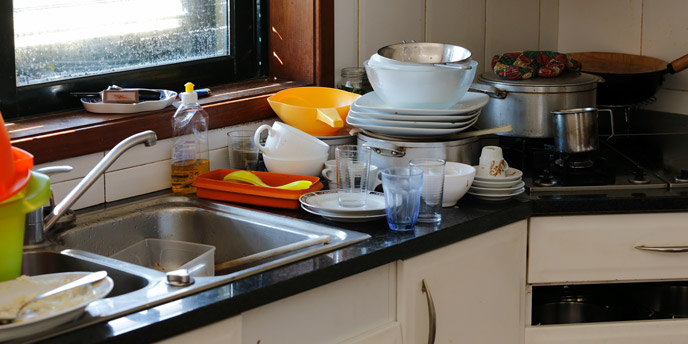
[263,152,329,177]
[442,162,476,207]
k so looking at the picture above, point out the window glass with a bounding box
[13,0,229,86]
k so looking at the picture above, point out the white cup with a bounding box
[322,159,382,191]
[477,146,509,178]
[253,121,330,159]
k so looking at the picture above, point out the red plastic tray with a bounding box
[193,169,323,209]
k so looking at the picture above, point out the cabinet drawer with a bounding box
[529,213,688,284]
[525,319,688,344]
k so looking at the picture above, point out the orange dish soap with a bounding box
[171,82,209,194]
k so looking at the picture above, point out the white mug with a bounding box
[477,146,509,178]
[253,121,330,159]
[322,159,382,190]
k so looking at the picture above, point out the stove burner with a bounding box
[534,170,558,187]
[555,157,594,169]
[628,168,650,184]
[674,169,688,184]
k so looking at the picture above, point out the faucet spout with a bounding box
[43,130,157,232]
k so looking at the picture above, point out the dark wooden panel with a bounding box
[269,0,315,83]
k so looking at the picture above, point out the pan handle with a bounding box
[668,54,688,74]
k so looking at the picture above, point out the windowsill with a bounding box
[8,78,309,164]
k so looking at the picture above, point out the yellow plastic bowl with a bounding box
[267,87,360,136]
[0,171,51,281]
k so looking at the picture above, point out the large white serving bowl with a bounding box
[262,152,329,177]
[364,59,478,109]
[442,162,476,207]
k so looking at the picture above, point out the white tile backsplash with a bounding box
[105,158,171,202]
[51,176,105,210]
[337,0,688,115]
[34,152,104,183]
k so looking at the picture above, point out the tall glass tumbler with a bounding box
[381,167,424,231]
[335,145,371,207]
[409,159,446,223]
[227,130,260,170]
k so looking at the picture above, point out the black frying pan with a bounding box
[568,52,688,105]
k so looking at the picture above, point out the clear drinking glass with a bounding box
[409,159,446,223]
[227,130,260,170]
[381,167,424,231]
[335,145,371,207]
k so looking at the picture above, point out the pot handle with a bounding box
[361,141,406,158]
[668,54,688,74]
[468,82,507,99]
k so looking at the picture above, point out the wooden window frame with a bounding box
[8,0,334,164]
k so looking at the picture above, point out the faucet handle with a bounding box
[35,166,73,209]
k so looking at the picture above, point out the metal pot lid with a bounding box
[477,72,601,93]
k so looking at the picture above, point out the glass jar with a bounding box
[336,67,373,95]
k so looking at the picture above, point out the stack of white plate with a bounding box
[299,190,387,222]
[346,91,489,139]
[467,167,526,201]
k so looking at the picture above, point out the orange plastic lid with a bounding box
[0,112,34,202]
[0,147,33,202]
[193,169,323,209]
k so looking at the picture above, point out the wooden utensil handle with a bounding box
[669,54,688,74]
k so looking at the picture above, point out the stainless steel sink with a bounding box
[21,193,370,341]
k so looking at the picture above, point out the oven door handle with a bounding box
[635,245,688,252]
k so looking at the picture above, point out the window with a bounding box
[0,0,267,119]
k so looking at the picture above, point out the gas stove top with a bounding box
[497,137,669,194]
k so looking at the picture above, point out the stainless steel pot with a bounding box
[472,72,601,138]
[551,108,614,153]
[356,131,480,170]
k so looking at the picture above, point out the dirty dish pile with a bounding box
[346,91,488,139]
[299,190,386,222]
[254,122,330,177]
[0,272,113,342]
[468,146,524,201]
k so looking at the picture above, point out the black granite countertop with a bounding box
[30,110,688,343]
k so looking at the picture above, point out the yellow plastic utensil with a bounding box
[223,171,313,190]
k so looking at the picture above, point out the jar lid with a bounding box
[477,72,601,93]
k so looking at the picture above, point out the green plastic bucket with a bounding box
[0,171,51,281]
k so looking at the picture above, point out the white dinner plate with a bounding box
[347,116,478,138]
[473,167,523,182]
[349,103,482,122]
[352,91,489,115]
[469,181,526,193]
[0,272,114,342]
[301,204,386,222]
[467,187,526,201]
[299,190,386,216]
[347,111,478,129]
[81,89,177,114]
[471,178,523,188]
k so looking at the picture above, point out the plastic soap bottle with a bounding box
[171,82,209,194]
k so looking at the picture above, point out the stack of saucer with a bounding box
[468,168,525,201]
[299,190,386,222]
[467,146,525,201]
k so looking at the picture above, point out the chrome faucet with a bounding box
[25,130,157,245]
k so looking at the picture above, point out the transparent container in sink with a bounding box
[111,239,216,277]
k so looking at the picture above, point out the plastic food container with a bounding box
[0,171,52,281]
[111,239,216,277]
[0,113,34,203]
[193,169,323,209]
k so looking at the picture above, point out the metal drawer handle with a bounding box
[635,245,688,252]
[421,279,437,344]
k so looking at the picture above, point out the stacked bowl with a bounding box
[347,43,489,139]
[254,122,330,177]
[467,146,525,201]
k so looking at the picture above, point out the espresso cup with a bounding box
[477,146,509,178]
[253,121,330,159]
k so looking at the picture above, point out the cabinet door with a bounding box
[397,220,527,344]
[242,263,396,344]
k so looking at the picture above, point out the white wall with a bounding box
[334,0,688,115]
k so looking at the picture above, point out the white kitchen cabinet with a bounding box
[397,220,528,344]
[241,263,397,344]
[526,212,688,344]
[157,314,242,344]
[529,213,688,284]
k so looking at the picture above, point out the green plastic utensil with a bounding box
[223,171,312,190]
